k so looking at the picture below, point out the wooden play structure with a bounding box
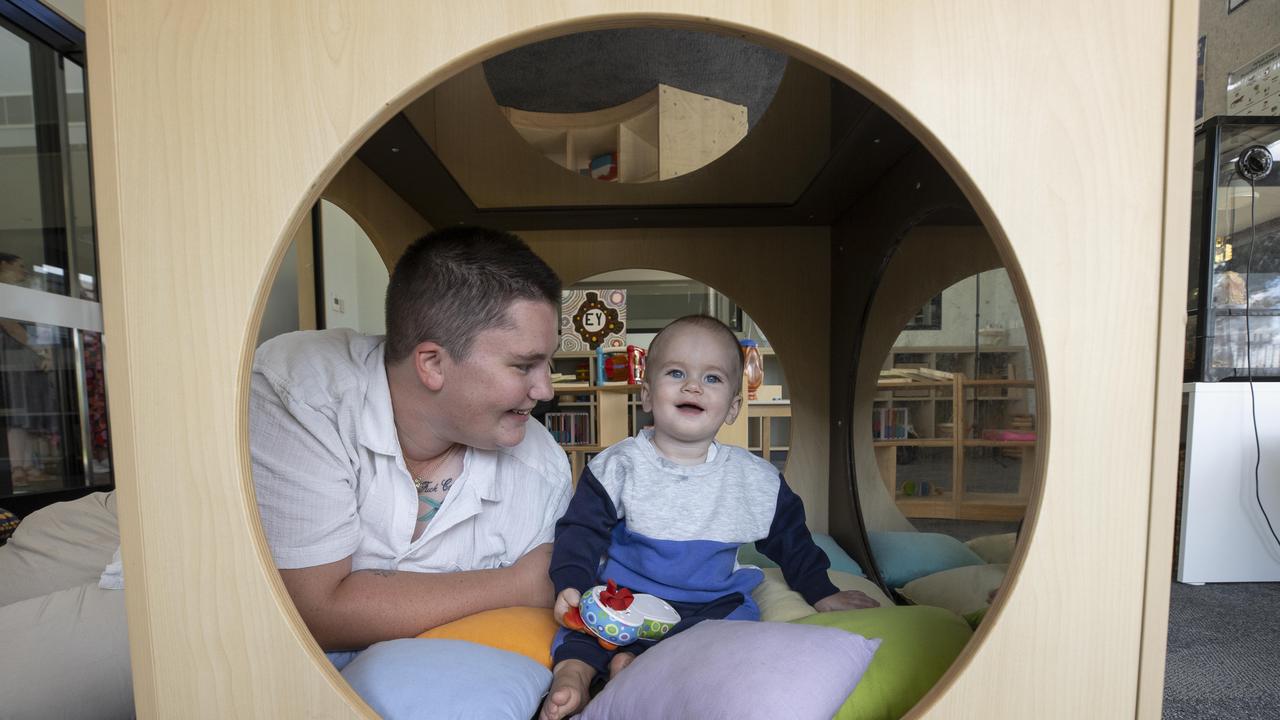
[88,2,1194,717]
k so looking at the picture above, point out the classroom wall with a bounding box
[1197,0,1280,120]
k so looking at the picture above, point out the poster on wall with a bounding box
[1227,42,1280,116]
[559,289,627,351]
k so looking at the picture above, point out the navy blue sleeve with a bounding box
[549,466,619,596]
[755,474,839,605]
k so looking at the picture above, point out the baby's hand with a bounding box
[553,588,583,628]
[814,589,880,612]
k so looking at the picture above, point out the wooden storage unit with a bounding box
[550,350,765,478]
[873,371,1037,521]
[90,2,1192,717]
[501,84,748,183]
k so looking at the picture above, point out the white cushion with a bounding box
[0,491,119,606]
[0,582,133,719]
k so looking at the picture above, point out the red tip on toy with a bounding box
[563,606,585,632]
[599,579,635,611]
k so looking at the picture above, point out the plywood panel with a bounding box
[88,1,1191,717]
[321,158,432,269]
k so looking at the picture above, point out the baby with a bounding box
[540,315,878,720]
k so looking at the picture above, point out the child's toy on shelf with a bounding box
[562,579,681,650]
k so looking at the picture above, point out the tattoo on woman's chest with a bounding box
[417,476,454,495]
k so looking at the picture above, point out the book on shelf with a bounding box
[872,407,911,440]
[544,412,593,446]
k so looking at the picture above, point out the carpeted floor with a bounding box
[906,520,1279,718]
[1163,581,1280,719]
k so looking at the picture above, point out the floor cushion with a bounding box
[579,619,881,720]
[897,564,1009,627]
[754,567,893,623]
[417,605,558,668]
[867,531,984,588]
[0,582,133,719]
[794,605,972,720]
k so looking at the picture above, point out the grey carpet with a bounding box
[1163,581,1280,719]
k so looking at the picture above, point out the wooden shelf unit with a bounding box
[550,351,787,477]
[873,369,1038,521]
[501,84,748,183]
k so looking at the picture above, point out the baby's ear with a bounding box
[639,381,653,412]
[723,391,743,425]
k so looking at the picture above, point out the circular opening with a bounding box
[250,18,1045,718]
[483,29,784,183]
[862,260,1038,586]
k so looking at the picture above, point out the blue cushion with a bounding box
[340,638,551,720]
[812,533,866,577]
[738,533,865,577]
[868,531,985,588]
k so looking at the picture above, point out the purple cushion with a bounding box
[579,619,881,720]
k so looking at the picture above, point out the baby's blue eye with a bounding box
[704,374,722,384]
[667,369,685,380]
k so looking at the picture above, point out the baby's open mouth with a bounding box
[676,403,704,412]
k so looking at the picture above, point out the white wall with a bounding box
[1198,0,1280,120]
[256,240,299,346]
[321,200,387,335]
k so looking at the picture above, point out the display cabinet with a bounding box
[1185,116,1280,382]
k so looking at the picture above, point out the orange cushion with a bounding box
[417,606,559,669]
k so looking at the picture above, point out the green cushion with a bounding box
[793,606,972,720]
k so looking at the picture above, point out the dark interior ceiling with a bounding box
[357,30,979,231]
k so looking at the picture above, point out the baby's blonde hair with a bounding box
[646,315,744,393]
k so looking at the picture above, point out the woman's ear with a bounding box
[413,341,447,392]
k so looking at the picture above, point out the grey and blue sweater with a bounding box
[550,429,838,619]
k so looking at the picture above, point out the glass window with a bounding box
[0,318,100,495]
[1,19,111,499]
[65,60,98,301]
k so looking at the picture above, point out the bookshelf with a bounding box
[871,363,1037,522]
[500,84,748,183]
[549,349,766,479]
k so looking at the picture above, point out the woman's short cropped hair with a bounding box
[384,226,561,363]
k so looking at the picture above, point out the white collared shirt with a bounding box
[250,329,571,572]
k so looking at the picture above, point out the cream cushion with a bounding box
[753,567,893,622]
